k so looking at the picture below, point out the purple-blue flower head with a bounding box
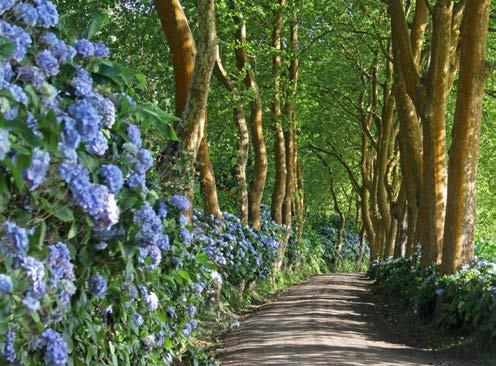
[0,274,13,296]
[74,39,94,57]
[37,49,60,76]
[94,43,110,58]
[85,131,109,156]
[127,124,142,148]
[2,331,16,363]
[23,148,50,190]
[17,66,45,87]
[68,99,102,142]
[72,67,93,97]
[132,313,144,326]
[46,242,74,289]
[0,21,32,61]
[100,165,124,195]
[13,3,39,26]
[19,256,46,300]
[34,328,68,366]
[1,221,29,258]
[0,0,15,15]
[36,0,59,29]
[89,274,107,299]
[170,195,191,211]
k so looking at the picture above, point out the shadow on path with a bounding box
[217,273,479,366]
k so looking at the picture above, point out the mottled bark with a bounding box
[418,3,453,266]
[198,121,222,220]
[441,0,491,274]
[233,9,267,230]
[271,0,287,224]
[177,0,218,216]
[214,48,250,224]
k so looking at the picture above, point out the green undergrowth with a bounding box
[369,258,496,364]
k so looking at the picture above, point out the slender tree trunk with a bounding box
[198,120,222,219]
[441,0,491,274]
[233,9,267,230]
[214,48,250,224]
[271,0,288,224]
[331,180,345,269]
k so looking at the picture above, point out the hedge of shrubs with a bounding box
[369,256,496,346]
[0,2,289,365]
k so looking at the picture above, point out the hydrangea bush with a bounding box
[369,257,496,346]
[0,3,294,364]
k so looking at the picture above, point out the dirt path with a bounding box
[217,273,480,366]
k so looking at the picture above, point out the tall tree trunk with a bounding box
[271,0,288,224]
[282,13,299,227]
[214,48,250,224]
[233,8,267,230]
[198,120,222,219]
[177,0,218,216]
[418,3,453,266]
[155,0,220,218]
[282,128,295,226]
[441,0,491,274]
[155,0,196,117]
[331,180,345,269]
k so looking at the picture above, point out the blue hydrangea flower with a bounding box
[2,331,16,363]
[6,83,29,106]
[183,322,193,337]
[138,245,162,270]
[127,172,146,191]
[180,228,193,246]
[170,195,191,211]
[187,305,196,317]
[22,296,41,312]
[179,214,189,225]
[13,3,39,26]
[68,99,102,142]
[36,49,59,76]
[155,331,165,347]
[89,275,107,299]
[17,66,45,87]
[23,148,50,190]
[166,306,175,318]
[100,98,116,127]
[0,222,29,258]
[34,328,68,366]
[134,203,166,248]
[74,39,94,57]
[85,131,109,156]
[46,243,74,289]
[94,43,110,58]
[93,190,120,228]
[0,61,13,82]
[35,0,59,29]
[157,234,170,251]
[127,124,142,148]
[132,313,144,326]
[0,127,11,160]
[72,67,93,97]
[19,256,46,300]
[0,274,13,296]
[100,165,124,195]
[143,291,158,312]
[157,202,168,219]
[0,0,15,15]
[40,32,75,63]
[0,21,32,61]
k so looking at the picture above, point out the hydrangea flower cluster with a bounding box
[192,208,283,285]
